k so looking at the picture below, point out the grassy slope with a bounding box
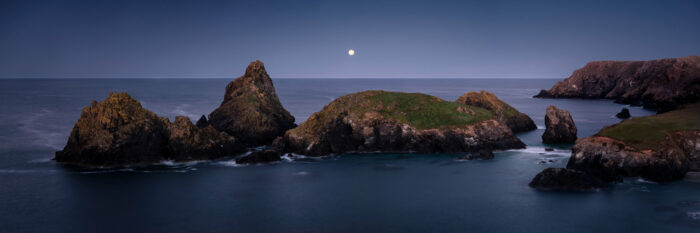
[292,90,494,137]
[595,103,700,150]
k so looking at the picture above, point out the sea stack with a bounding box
[542,106,577,144]
[275,90,525,157]
[456,90,536,133]
[534,56,700,112]
[208,60,296,146]
[55,92,245,167]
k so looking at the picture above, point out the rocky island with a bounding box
[55,92,245,167]
[530,103,700,190]
[208,60,296,146]
[275,90,526,157]
[541,106,577,144]
[456,90,536,133]
[534,56,700,112]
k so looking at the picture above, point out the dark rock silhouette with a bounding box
[529,168,605,191]
[196,115,209,128]
[534,56,700,112]
[208,60,296,146]
[456,90,536,133]
[615,108,631,119]
[542,106,577,144]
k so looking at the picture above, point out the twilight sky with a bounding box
[1,0,699,79]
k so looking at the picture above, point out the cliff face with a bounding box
[535,56,700,112]
[208,60,296,146]
[55,92,245,167]
[275,90,525,157]
[456,90,536,133]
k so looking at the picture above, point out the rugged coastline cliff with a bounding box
[535,56,700,112]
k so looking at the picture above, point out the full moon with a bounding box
[348,49,355,56]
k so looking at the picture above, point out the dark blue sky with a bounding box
[1,0,699,79]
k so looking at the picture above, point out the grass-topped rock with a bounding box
[456,90,536,133]
[276,90,525,156]
[566,103,700,182]
[208,60,296,146]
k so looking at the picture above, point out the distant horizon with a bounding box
[2,0,699,79]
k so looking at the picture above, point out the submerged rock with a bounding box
[55,92,245,167]
[529,168,605,191]
[235,149,283,164]
[456,90,536,133]
[542,106,577,144]
[534,56,700,112]
[208,60,296,146]
[277,90,525,156]
[457,149,494,160]
[615,108,631,119]
[566,104,700,182]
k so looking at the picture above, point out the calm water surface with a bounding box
[0,79,698,233]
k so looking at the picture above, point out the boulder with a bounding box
[55,92,245,167]
[456,90,536,133]
[208,60,296,146]
[276,90,525,156]
[534,56,700,112]
[615,108,631,119]
[529,168,606,191]
[235,149,283,164]
[542,106,577,144]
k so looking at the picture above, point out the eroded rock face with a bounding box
[55,92,245,167]
[534,56,700,112]
[542,106,577,144]
[208,60,296,146]
[566,136,690,182]
[276,90,525,156]
[456,90,536,133]
[167,116,245,161]
[529,168,605,191]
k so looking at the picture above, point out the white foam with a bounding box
[28,157,53,163]
[218,160,244,167]
[292,171,310,176]
[157,160,204,167]
[688,212,700,220]
[509,146,571,156]
[536,125,545,130]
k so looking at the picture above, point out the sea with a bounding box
[0,78,698,233]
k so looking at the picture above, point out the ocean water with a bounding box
[0,78,698,233]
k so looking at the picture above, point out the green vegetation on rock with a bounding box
[596,103,700,150]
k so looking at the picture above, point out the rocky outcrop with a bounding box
[566,136,689,182]
[208,60,296,146]
[534,56,700,112]
[456,90,536,133]
[195,115,209,128]
[167,116,244,161]
[542,106,577,144]
[55,92,245,167]
[534,104,700,185]
[275,90,525,157]
[529,168,605,191]
[235,149,283,164]
[615,108,630,119]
